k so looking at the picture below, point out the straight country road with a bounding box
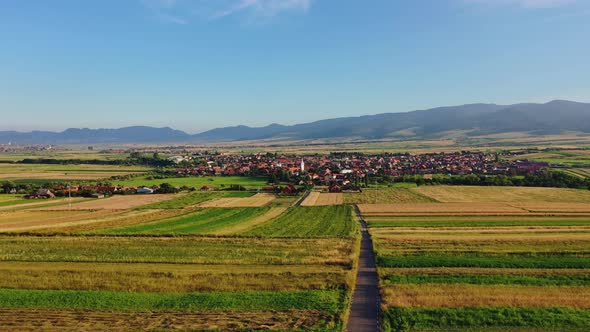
[346,205,380,332]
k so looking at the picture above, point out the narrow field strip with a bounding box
[412,186,590,203]
[382,307,590,332]
[102,208,270,235]
[0,210,125,233]
[0,198,88,211]
[376,255,590,269]
[382,284,590,308]
[344,188,436,204]
[35,194,181,211]
[380,267,590,277]
[0,269,348,293]
[244,206,356,237]
[198,193,275,208]
[0,236,355,266]
[213,206,288,235]
[366,216,590,228]
[0,288,343,312]
[0,308,333,332]
[382,273,590,286]
[136,191,254,210]
[359,203,528,216]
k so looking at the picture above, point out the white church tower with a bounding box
[300,158,305,173]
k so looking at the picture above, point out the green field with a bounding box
[367,216,590,228]
[244,206,357,238]
[104,207,271,235]
[383,307,590,332]
[136,191,254,209]
[115,176,270,189]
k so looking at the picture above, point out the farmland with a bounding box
[114,175,269,189]
[0,175,358,330]
[244,206,357,237]
[0,163,148,181]
[360,187,590,332]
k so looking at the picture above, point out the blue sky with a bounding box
[1,0,589,133]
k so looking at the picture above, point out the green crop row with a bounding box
[376,255,590,269]
[0,288,343,312]
[382,307,590,332]
[244,206,357,238]
[103,207,269,235]
[382,273,590,286]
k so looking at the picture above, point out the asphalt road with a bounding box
[346,205,380,332]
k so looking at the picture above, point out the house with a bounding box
[200,185,211,191]
[91,193,105,199]
[137,187,154,194]
[28,189,56,199]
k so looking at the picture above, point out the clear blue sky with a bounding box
[1,0,589,133]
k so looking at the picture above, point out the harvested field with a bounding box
[315,193,344,206]
[0,308,331,332]
[511,203,590,213]
[359,203,528,216]
[382,284,590,308]
[300,191,320,206]
[0,210,124,233]
[413,186,590,203]
[344,188,436,204]
[37,194,181,211]
[0,198,88,211]
[198,193,275,208]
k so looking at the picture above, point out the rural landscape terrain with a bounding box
[0,142,589,332]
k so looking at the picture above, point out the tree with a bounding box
[158,183,178,194]
[1,181,16,193]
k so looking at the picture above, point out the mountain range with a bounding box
[2,100,590,144]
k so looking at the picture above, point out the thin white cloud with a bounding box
[464,0,578,8]
[142,0,312,24]
[213,0,312,19]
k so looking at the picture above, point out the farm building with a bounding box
[27,189,56,199]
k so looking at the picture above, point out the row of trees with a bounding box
[385,172,590,189]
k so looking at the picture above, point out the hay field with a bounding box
[359,202,528,216]
[344,188,436,204]
[301,192,343,206]
[37,194,181,211]
[198,193,275,207]
[413,186,590,203]
[383,284,590,308]
[370,200,590,331]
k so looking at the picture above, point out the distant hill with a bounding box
[1,100,590,144]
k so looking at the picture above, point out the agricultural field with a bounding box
[244,206,357,238]
[301,192,343,206]
[113,175,269,189]
[363,193,590,332]
[344,188,436,204]
[413,185,590,203]
[198,193,275,207]
[0,180,358,330]
[0,163,148,181]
